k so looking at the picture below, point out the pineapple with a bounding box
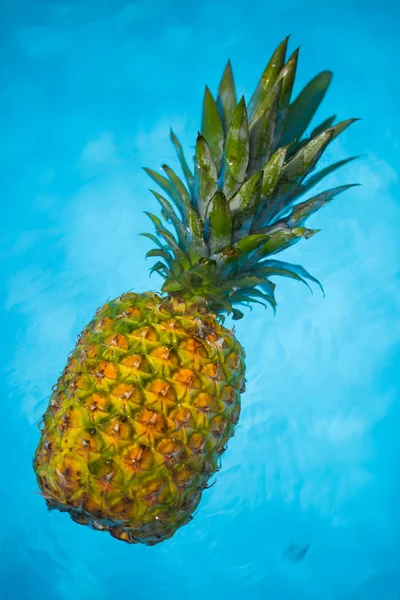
[33,37,358,546]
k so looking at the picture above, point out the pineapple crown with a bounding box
[142,36,359,320]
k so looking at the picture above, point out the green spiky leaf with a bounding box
[145,248,172,262]
[248,36,289,120]
[310,115,336,138]
[288,184,359,226]
[235,233,269,252]
[150,190,187,247]
[255,259,324,294]
[235,234,266,253]
[170,129,195,193]
[145,212,191,268]
[189,258,218,282]
[149,260,170,278]
[202,86,224,172]
[330,118,359,140]
[139,232,171,253]
[143,168,181,210]
[297,156,359,200]
[211,245,240,279]
[260,129,335,223]
[290,118,358,162]
[228,274,271,289]
[262,146,289,197]
[222,97,249,198]
[287,115,336,159]
[251,146,289,230]
[229,171,263,232]
[185,207,208,263]
[162,164,192,216]
[259,278,277,298]
[236,287,277,312]
[280,71,333,146]
[276,48,299,108]
[217,60,237,135]
[284,129,334,181]
[194,134,218,220]
[271,119,358,218]
[220,298,234,314]
[206,190,233,254]
[231,308,244,320]
[248,79,282,173]
[162,279,186,292]
[255,226,319,258]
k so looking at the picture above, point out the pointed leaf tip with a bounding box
[169,129,195,193]
[248,36,289,120]
[217,60,237,135]
[276,47,299,107]
[161,164,192,220]
[231,308,244,320]
[256,259,324,297]
[201,85,224,171]
[223,97,250,197]
[280,70,334,146]
[255,226,319,258]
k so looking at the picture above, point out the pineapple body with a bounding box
[33,292,245,545]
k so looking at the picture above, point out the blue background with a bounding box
[1,1,399,599]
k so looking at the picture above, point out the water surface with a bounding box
[1,1,400,598]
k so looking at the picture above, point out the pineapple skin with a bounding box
[33,292,245,545]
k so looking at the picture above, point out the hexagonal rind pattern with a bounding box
[33,292,245,545]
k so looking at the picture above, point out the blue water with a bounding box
[1,1,400,599]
